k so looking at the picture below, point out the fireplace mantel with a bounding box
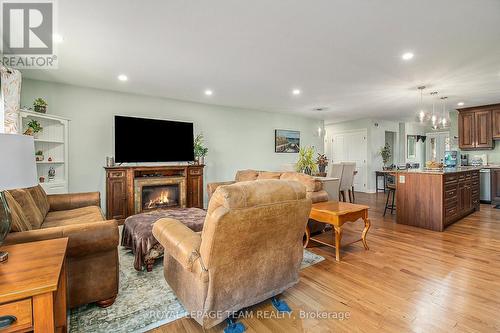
[104,164,204,221]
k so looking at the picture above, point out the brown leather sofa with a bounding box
[153,179,311,329]
[207,169,329,233]
[4,185,119,308]
[207,169,329,201]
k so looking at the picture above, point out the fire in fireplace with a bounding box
[141,184,179,210]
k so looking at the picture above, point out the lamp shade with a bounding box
[0,134,37,190]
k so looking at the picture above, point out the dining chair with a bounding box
[328,163,344,200]
[339,162,356,203]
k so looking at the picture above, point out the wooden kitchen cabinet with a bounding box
[493,109,500,139]
[475,110,493,148]
[458,111,475,149]
[458,104,498,150]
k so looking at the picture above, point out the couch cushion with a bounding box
[235,169,259,182]
[4,191,32,232]
[279,172,320,192]
[26,185,50,218]
[42,206,104,229]
[8,189,44,229]
[257,171,282,180]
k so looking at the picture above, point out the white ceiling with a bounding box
[22,0,500,123]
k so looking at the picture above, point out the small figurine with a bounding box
[48,167,56,181]
[39,176,45,183]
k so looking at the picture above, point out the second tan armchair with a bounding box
[153,179,312,329]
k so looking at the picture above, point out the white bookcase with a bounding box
[20,110,70,194]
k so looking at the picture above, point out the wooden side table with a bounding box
[305,201,370,262]
[0,238,68,333]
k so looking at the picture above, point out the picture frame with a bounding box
[275,129,300,153]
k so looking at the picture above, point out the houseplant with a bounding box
[316,153,328,174]
[193,133,208,165]
[379,143,392,170]
[296,146,318,175]
[23,120,43,136]
[33,98,48,113]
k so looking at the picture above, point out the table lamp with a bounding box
[0,133,37,262]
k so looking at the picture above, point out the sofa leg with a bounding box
[96,296,117,308]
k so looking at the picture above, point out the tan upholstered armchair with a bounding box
[153,179,312,329]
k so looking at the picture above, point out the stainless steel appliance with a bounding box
[480,168,491,203]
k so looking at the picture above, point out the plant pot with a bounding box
[24,128,34,136]
[34,105,47,113]
[304,167,312,175]
[195,156,205,165]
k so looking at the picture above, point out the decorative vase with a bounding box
[318,165,326,173]
[34,105,47,113]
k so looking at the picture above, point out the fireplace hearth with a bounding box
[134,176,186,213]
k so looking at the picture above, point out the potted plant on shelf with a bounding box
[35,150,44,162]
[33,98,48,113]
[23,120,43,137]
[193,133,208,165]
[296,146,318,175]
[379,143,392,170]
[316,153,328,176]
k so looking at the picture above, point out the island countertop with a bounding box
[392,166,483,175]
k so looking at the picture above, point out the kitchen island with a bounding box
[395,167,481,231]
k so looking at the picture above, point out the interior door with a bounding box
[329,130,367,192]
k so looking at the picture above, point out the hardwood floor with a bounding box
[150,192,500,333]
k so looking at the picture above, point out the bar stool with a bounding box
[383,174,396,216]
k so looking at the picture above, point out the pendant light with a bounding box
[439,97,451,129]
[430,91,439,130]
[415,86,428,123]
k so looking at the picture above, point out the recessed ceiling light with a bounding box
[457,102,465,106]
[292,89,301,95]
[402,52,414,60]
[53,34,64,43]
[117,74,128,81]
[204,89,213,96]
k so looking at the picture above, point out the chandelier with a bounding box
[430,91,439,130]
[439,97,451,129]
[415,86,429,123]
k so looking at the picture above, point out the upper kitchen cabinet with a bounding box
[458,104,498,150]
[493,109,500,139]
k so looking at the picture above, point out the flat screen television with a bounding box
[114,115,194,163]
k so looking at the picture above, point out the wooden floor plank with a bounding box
[150,192,500,333]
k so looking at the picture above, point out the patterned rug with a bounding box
[69,246,325,333]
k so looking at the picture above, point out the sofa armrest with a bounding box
[207,181,236,201]
[152,218,202,271]
[4,220,119,258]
[48,192,101,211]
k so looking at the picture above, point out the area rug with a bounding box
[69,247,324,333]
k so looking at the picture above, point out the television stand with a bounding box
[104,164,204,222]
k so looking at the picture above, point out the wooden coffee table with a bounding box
[305,201,371,262]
